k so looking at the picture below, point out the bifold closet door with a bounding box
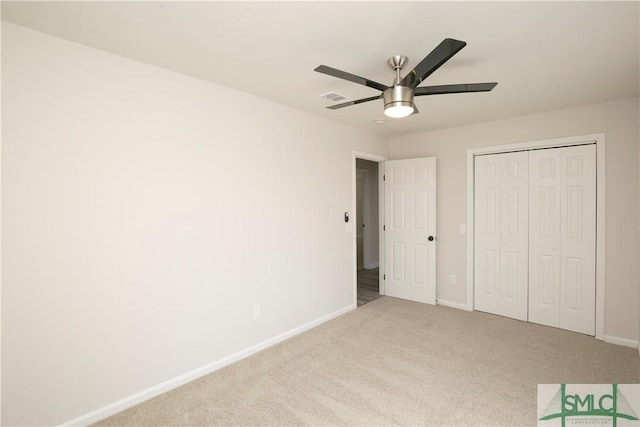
[528,145,596,335]
[474,152,529,321]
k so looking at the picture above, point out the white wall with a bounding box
[390,97,640,344]
[1,22,387,426]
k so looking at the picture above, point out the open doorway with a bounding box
[355,158,381,306]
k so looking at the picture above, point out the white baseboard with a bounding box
[364,262,379,269]
[59,303,356,427]
[436,298,471,311]
[603,334,639,349]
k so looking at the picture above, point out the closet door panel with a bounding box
[559,145,596,335]
[528,151,561,328]
[474,152,528,320]
[474,155,501,315]
[528,145,596,335]
[498,154,529,321]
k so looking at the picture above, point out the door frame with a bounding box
[352,151,387,306]
[465,133,605,340]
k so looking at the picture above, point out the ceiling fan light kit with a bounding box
[383,54,415,118]
[315,38,497,119]
[383,85,415,118]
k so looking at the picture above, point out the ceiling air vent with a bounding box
[319,91,350,103]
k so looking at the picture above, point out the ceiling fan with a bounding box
[314,38,497,119]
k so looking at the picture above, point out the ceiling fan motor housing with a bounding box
[383,85,414,110]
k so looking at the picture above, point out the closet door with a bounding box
[529,145,596,335]
[474,152,529,321]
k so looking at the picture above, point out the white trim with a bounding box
[436,298,471,311]
[378,161,385,295]
[465,151,475,311]
[603,335,639,349]
[352,151,387,302]
[595,138,605,340]
[58,303,356,427]
[466,133,606,339]
[466,133,602,155]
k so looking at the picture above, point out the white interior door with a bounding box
[384,158,436,304]
[529,145,596,335]
[474,152,529,321]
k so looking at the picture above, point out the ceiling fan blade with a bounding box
[414,82,498,96]
[326,95,382,110]
[400,38,467,89]
[315,65,389,92]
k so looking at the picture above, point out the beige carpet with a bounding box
[96,297,639,426]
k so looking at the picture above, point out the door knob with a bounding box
[428,236,435,241]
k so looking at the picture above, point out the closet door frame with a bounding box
[465,133,605,340]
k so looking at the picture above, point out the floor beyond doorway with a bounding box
[357,268,380,307]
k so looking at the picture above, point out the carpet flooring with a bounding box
[96,297,639,426]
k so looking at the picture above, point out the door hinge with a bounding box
[383,174,386,181]
[383,224,386,231]
[383,274,386,280]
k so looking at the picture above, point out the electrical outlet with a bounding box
[253,305,261,320]
[449,274,456,285]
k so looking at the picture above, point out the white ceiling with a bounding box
[2,1,639,137]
